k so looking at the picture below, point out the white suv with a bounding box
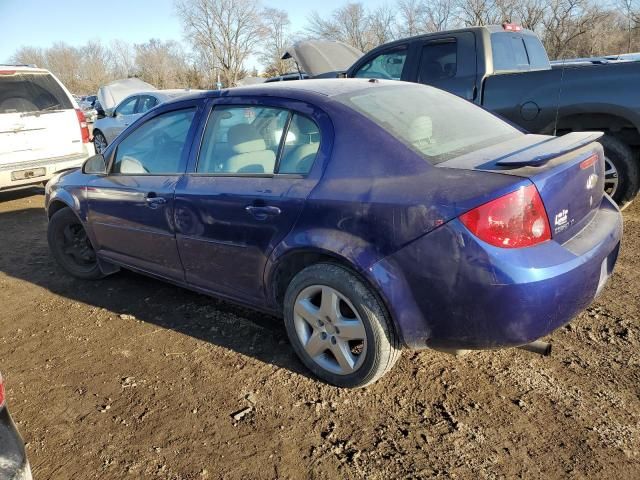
[0,65,94,190]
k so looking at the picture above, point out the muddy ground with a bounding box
[0,188,638,479]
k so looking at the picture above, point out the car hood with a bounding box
[97,78,156,115]
[281,40,363,77]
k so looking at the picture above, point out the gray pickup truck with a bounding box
[286,25,640,206]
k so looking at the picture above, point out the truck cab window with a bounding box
[492,33,531,71]
[418,40,457,83]
[353,47,407,80]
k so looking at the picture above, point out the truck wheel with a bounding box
[283,263,401,388]
[48,208,104,280]
[599,134,639,208]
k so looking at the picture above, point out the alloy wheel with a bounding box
[293,285,367,375]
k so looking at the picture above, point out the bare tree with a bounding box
[425,0,457,32]
[514,0,547,31]
[79,40,113,93]
[45,42,83,93]
[456,0,500,26]
[176,0,265,87]
[110,39,136,78]
[370,4,398,45]
[542,0,608,59]
[396,0,426,36]
[619,0,639,52]
[259,7,294,77]
[9,46,47,68]
[134,39,188,88]
[307,3,378,51]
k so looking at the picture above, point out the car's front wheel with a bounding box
[48,208,104,280]
[284,263,401,388]
[93,130,108,154]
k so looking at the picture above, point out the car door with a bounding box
[174,99,327,303]
[413,32,478,101]
[87,102,201,281]
[105,95,139,142]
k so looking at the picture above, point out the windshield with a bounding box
[335,84,521,165]
[0,71,73,114]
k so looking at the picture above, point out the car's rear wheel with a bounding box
[284,263,400,388]
[599,134,639,208]
[48,208,104,280]
[93,130,108,154]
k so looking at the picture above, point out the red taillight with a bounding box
[75,108,90,143]
[460,184,551,248]
[0,70,16,75]
[0,373,5,408]
[580,154,598,170]
[503,23,523,32]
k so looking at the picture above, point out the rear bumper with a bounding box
[0,408,32,480]
[370,194,623,350]
[0,149,93,190]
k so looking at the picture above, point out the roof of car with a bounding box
[219,78,406,98]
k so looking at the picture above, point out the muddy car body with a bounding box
[44,80,622,387]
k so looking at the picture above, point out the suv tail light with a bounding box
[459,184,551,248]
[75,108,90,143]
[0,373,5,408]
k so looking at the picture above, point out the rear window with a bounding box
[491,33,550,72]
[335,84,521,165]
[0,72,73,114]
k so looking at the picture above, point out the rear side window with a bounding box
[278,114,320,174]
[491,33,531,71]
[353,47,407,80]
[418,40,458,83]
[113,108,195,174]
[0,71,72,114]
[336,84,520,165]
[137,96,158,114]
[198,106,288,174]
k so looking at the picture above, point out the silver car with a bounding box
[92,90,198,153]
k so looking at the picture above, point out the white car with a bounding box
[92,89,199,153]
[0,65,94,191]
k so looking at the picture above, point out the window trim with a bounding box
[192,104,320,178]
[107,106,198,176]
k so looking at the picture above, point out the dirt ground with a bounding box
[0,188,638,479]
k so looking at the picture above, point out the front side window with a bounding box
[116,96,138,116]
[418,40,457,83]
[197,106,289,174]
[113,108,195,174]
[336,84,520,165]
[353,47,407,80]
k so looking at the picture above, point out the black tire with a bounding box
[93,130,108,154]
[599,134,639,208]
[284,263,401,388]
[48,208,104,280]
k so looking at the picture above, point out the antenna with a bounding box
[553,56,566,137]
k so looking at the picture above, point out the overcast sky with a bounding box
[0,0,387,65]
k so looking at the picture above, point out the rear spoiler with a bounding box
[495,132,603,167]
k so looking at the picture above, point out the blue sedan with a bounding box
[45,79,623,387]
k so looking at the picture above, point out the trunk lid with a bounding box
[440,132,606,244]
[0,70,83,166]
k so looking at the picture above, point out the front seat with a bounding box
[226,124,275,173]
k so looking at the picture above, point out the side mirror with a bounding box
[82,154,107,175]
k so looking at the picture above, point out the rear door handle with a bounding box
[145,193,166,208]
[245,205,281,219]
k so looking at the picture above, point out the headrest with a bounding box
[406,116,433,144]
[228,124,266,154]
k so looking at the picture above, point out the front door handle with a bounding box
[145,193,166,209]
[245,205,281,219]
